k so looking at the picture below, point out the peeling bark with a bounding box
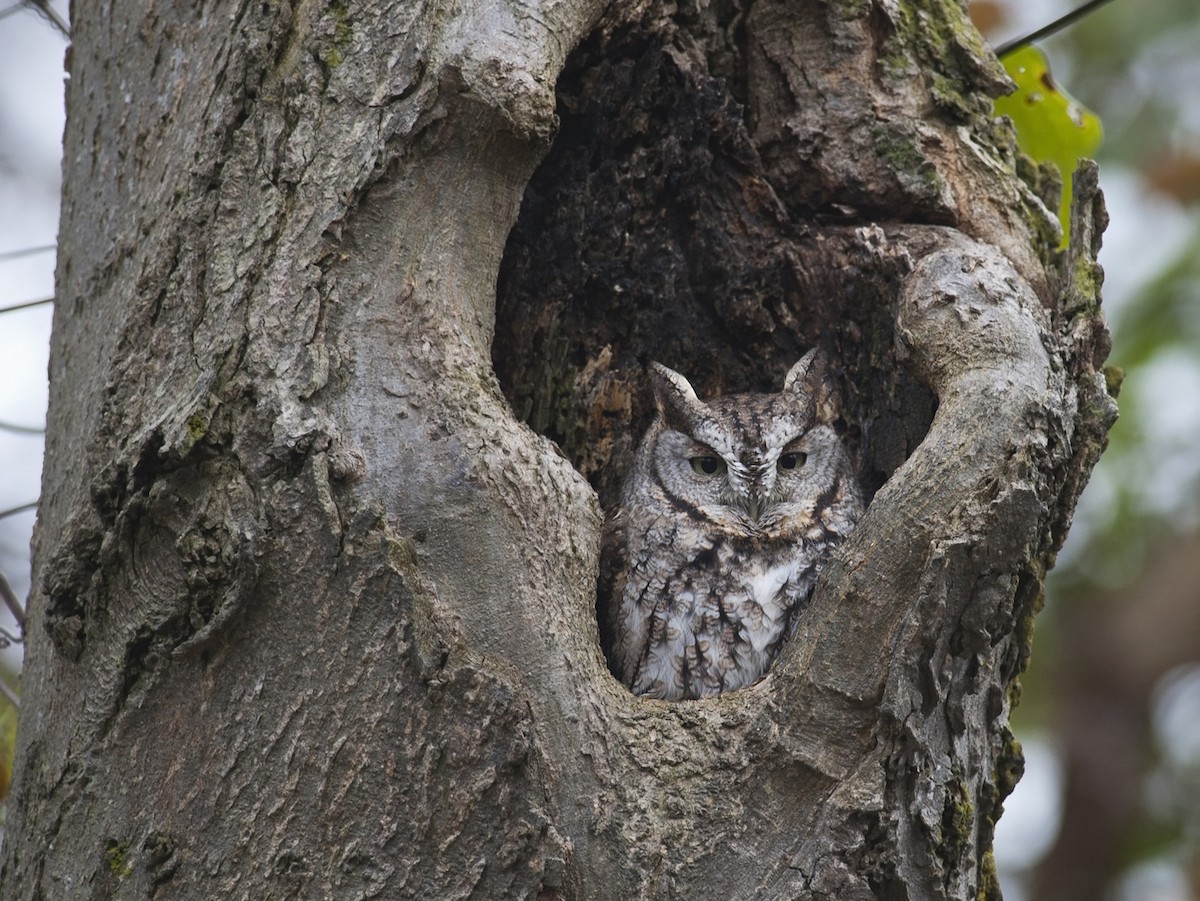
[2,1,1112,899]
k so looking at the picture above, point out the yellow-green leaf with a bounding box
[995,45,1103,246]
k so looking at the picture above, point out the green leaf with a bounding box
[995,45,1103,246]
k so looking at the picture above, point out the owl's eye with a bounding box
[778,452,807,471]
[689,456,726,476]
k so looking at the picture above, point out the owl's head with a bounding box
[642,349,851,536]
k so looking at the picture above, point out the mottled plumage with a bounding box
[604,350,863,701]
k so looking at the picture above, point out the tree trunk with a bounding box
[1,1,1113,899]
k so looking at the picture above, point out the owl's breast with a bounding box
[611,514,839,700]
[737,556,807,650]
[702,539,815,646]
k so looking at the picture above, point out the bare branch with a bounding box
[0,571,25,632]
[995,0,1117,57]
[0,501,38,520]
[21,0,68,38]
[0,421,45,435]
[0,244,56,261]
[0,297,53,315]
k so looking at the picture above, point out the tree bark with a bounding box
[2,1,1113,899]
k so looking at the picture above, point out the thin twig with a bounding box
[996,0,1118,57]
[21,0,68,38]
[0,297,54,315]
[0,421,45,435]
[0,678,19,710]
[0,571,25,632]
[0,244,56,262]
[0,501,38,519]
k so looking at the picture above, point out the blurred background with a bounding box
[0,0,64,819]
[1,1,1197,896]
[975,2,1200,899]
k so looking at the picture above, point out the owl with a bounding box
[603,349,863,701]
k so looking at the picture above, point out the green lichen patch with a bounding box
[994,731,1025,801]
[977,849,1002,900]
[105,839,134,879]
[879,0,1008,120]
[1103,365,1125,398]
[871,125,946,201]
[941,777,975,860]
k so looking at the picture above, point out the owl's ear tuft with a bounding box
[648,362,706,431]
[783,348,839,423]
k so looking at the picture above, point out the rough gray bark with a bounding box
[2,1,1112,900]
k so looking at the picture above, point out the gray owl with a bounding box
[604,350,863,701]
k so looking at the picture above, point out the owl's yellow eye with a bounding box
[689,456,725,476]
[778,452,807,471]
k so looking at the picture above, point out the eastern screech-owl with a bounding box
[604,350,864,701]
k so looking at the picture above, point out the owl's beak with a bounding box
[737,460,772,523]
[744,489,763,525]
[741,465,773,523]
[745,496,762,522]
